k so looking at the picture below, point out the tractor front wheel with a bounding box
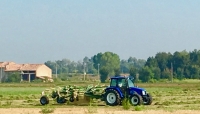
[129,93,143,106]
[40,96,49,105]
[143,93,153,105]
[104,89,120,106]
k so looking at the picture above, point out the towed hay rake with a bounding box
[40,84,106,105]
[40,76,153,106]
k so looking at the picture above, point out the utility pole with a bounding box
[74,64,77,74]
[55,61,57,78]
[98,63,100,80]
[83,62,86,81]
[0,67,2,82]
[171,62,173,82]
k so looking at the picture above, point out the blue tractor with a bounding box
[103,76,152,106]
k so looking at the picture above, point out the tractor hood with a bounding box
[129,87,145,91]
[129,87,146,96]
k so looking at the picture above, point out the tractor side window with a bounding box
[128,79,134,87]
[121,79,126,87]
[110,79,117,87]
[118,79,126,87]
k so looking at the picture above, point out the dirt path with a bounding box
[0,108,199,114]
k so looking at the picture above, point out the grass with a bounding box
[85,98,98,114]
[134,105,144,111]
[122,97,131,110]
[0,79,200,111]
[0,87,47,96]
[40,106,55,114]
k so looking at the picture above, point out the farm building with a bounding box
[0,61,52,82]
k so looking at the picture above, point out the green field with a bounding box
[0,80,200,112]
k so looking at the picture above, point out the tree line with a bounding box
[44,52,145,82]
[141,49,200,82]
[45,49,200,83]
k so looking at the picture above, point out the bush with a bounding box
[5,72,21,83]
[53,77,62,82]
[40,106,55,114]
[122,98,131,110]
[32,79,43,83]
[134,105,144,111]
[149,79,157,83]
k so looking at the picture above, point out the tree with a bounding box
[100,67,109,83]
[161,68,171,80]
[152,67,161,80]
[93,53,103,70]
[128,57,146,69]
[135,59,146,69]
[45,61,56,74]
[93,52,120,79]
[120,59,129,73]
[83,56,96,74]
[129,67,138,81]
[139,66,154,82]
[114,68,121,76]
[177,67,184,80]
[155,52,172,72]
[145,57,158,67]
[190,65,200,79]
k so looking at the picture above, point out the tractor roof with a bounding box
[110,75,134,80]
[110,76,127,79]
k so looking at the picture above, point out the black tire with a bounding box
[76,96,79,101]
[51,91,58,98]
[104,89,121,106]
[129,93,143,106]
[144,93,153,105]
[40,96,49,105]
[69,97,74,102]
[56,96,66,104]
[101,94,105,101]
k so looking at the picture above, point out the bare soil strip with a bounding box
[0,108,200,114]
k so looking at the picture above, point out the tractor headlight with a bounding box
[142,91,146,95]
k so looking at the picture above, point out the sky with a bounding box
[0,0,200,63]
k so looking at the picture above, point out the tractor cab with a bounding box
[110,76,127,87]
[110,76,127,94]
[109,76,143,96]
[109,76,137,91]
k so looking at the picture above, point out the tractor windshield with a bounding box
[127,79,135,87]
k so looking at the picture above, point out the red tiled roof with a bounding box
[5,64,22,71]
[0,61,44,71]
[0,62,16,67]
[19,64,43,71]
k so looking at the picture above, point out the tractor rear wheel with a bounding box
[144,93,153,105]
[40,96,49,105]
[104,89,120,106]
[129,93,143,106]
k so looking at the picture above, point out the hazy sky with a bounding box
[1,0,200,63]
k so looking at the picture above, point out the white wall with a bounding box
[36,65,52,78]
